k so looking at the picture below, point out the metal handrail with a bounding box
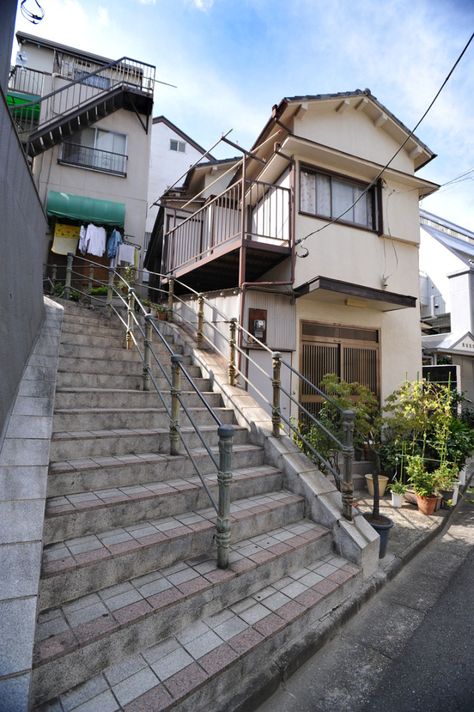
[46,257,355,521]
[49,254,235,565]
[141,270,355,518]
[9,55,155,146]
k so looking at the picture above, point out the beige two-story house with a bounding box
[148,90,438,414]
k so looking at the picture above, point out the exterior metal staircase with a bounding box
[8,57,155,157]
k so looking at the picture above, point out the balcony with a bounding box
[163,178,292,291]
[59,141,127,176]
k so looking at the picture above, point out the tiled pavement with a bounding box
[35,550,358,711]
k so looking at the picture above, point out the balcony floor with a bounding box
[172,240,291,293]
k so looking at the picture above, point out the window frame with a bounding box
[170,139,186,153]
[299,163,379,233]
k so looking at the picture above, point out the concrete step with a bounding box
[41,470,289,608]
[47,443,266,496]
[59,341,182,360]
[44,480,299,545]
[58,329,176,350]
[53,406,235,433]
[54,387,222,410]
[56,355,199,377]
[61,315,125,333]
[56,371,212,390]
[49,424,249,461]
[32,521,342,707]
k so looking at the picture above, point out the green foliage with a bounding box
[389,478,408,495]
[406,455,437,497]
[89,286,108,296]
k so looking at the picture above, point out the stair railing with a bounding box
[48,255,234,568]
[45,257,355,521]
[9,56,155,145]
[141,270,355,521]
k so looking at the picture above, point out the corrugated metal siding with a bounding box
[245,290,296,351]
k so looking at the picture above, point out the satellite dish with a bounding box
[16,51,28,67]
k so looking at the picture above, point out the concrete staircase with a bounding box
[32,301,362,711]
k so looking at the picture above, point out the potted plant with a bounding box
[363,471,394,559]
[406,454,439,516]
[152,303,168,321]
[434,461,457,508]
[389,478,407,508]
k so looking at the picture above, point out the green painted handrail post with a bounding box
[272,352,282,438]
[341,409,355,521]
[216,424,234,569]
[64,253,73,300]
[167,277,174,323]
[51,264,57,294]
[126,288,135,350]
[106,268,114,307]
[88,263,94,300]
[197,295,204,348]
[170,354,182,455]
[143,313,152,391]
[228,318,237,386]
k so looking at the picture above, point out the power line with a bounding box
[295,31,474,247]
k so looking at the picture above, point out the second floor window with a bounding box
[61,128,127,175]
[300,167,376,230]
[170,139,186,152]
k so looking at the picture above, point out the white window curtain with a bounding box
[300,170,316,214]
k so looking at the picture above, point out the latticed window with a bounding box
[300,166,376,230]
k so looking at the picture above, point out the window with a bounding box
[74,69,110,90]
[61,128,127,175]
[300,166,376,230]
[170,139,186,153]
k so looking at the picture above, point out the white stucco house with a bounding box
[8,31,155,272]
[419,210,474,403]
[146,90,439,412]
[145,115,210,240]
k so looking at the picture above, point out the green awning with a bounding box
[7,91,41,122]
[46,191,125,227]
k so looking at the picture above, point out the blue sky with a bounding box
[14,0,474,229]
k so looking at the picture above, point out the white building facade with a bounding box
[419,210,474,404]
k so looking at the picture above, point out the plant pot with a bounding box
[415,494,438,516]
[365,474,389,497]
[156,310,167,321]
[439,488,454,509]
[363,513,394,558]
[391,492,404,508]
[404,488,417,505]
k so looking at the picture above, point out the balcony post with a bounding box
[170,354,183,456]
[106,268,114,307]
[126,288,135,350]
[143,313,152,391]
[216,424,234,569]
[272,352,282,438]
[64,253,73,300]
[341,409,355,521]
[197,295,204,348]
[228,318,237,386]
[167,278,174,323]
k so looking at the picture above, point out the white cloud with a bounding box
[190,0,214,11]
[135,0,157,5]
[97,6,110,27]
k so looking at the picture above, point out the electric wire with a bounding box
[295,31,474,247]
